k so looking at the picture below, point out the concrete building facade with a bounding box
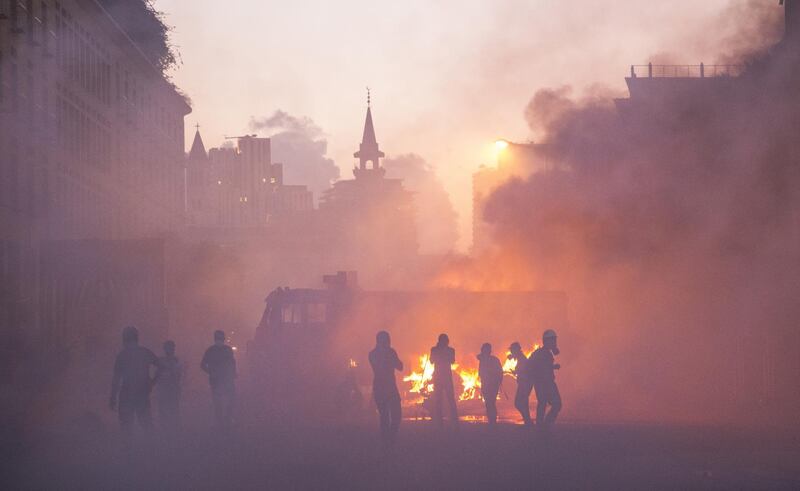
[0,0,190,393]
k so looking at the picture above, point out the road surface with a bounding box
[6,419,800,490]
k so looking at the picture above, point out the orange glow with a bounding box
[403,354,485,403]
[502,344,541,376]
[403,354,435,403]
[430,246,541,291]
[458,368,480,401]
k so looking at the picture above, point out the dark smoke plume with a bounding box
[476,5,800,424]
[384,154,459,254]
[249,111,340,202]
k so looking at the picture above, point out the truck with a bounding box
[247,271,569,421]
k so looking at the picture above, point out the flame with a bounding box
[402,355,485,402]
[458,368,480,401]
[348,358,358,369]
[502,356,518,374]
[503,344,541,376]
[403,354,435,397]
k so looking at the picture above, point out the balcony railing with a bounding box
[630,63,744,79]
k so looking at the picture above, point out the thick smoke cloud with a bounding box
[249,111,340,202]
[711,0,784,64]
[383,154,459,254]
[468,7,800,424]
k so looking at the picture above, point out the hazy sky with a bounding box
[158,0,745,251]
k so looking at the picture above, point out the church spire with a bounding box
[189,124,207,160]
[353,89,385,178]
[362,106,378,145]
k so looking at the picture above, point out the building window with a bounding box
[281,304,303,325]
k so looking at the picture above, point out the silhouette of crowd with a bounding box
[109,326,237,437]
[367,329,562,447]
[109,324,561,448]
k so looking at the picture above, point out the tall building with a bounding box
[185,132,313,229]
[0,0,191,242]
[0,0,190,388]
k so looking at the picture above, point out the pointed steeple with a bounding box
[353,90,385,179]
[362,106,378,146]
[189,125,207,161]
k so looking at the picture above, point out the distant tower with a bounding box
[188,124,207,161]
[353,88,386,179]
[186,125,208,219]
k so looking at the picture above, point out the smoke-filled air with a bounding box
[2,1,800,489]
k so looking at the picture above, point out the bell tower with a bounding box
[353,88,386,179]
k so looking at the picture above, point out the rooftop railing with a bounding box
[630,63,745,79]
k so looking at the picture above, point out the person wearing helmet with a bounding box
[529,329,562,431]
[156,340,183,432]
[429,333,459,427]
[201,330,237,428]
[368,331,404,446]
[477,343,503,425]
[109,326,161,434]
[508,341,533,426]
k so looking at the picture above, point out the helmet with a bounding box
[543,329,558,339]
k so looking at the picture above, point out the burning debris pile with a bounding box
[401,344,542,418]
[402,354,483,404]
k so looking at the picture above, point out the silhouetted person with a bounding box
[477,343,503,425]
[508,342,533,426]
[429,333,458,427]
[109,326,160,435]
[530,329,562,431]
[201,330,237,428]
[368,331,403,446]
[156,340,182,431]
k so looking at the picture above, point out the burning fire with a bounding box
[403,354,435,397]
[458,368,480,401]
[348,358,358,369]
[403,355,484,402]
[502,344,541,377]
